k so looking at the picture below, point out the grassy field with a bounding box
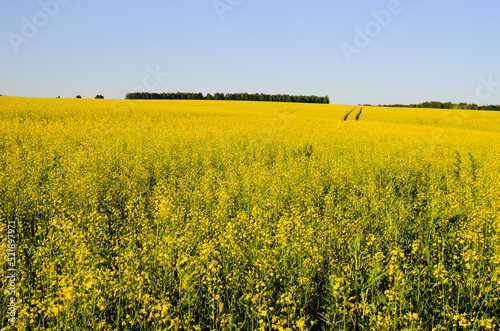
[1,96,500,330]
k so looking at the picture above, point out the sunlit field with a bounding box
[361,106,500,133]
[1,96,500,330]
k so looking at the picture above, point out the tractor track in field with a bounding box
[343,107,357,121]
[355,107,363,120]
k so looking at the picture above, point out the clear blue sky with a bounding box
[1,0,499,105]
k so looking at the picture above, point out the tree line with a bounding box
[374,101,500,111]
[125,92,330,104]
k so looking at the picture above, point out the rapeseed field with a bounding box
[1,96,500,330]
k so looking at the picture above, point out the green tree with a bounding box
[95,95,104,99]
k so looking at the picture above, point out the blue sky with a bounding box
[1,0,499,105]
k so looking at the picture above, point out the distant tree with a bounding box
[95,95,104,99]
[57,96,61,98]
[123,91,332,104]
[76,95,82,98]
[379,101,500,111]
[481,105,499,111]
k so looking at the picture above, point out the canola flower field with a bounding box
[1,96,500,330]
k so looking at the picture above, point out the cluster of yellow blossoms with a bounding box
[1,97,499,330]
